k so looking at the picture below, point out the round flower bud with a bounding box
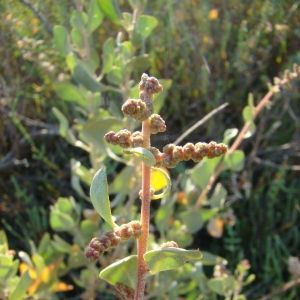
[104,231,120,248]
[149,114,166,134]
[183,143,195,160]
[172,146,184,161]
[84,246,100,262]
[131,131,143,147]
[104,131,119,145]
[163,144,175,155]
[89,237,105,254]
[116,224,134,241]
[117,129,132,148]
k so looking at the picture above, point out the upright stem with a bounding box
[135,119,151,300]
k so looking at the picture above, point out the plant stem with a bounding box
[135,118,151,300]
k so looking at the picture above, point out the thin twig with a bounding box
[259,277,300,300]
[254,157,300,171]
[174,102,229,145]
[19,0,53,35]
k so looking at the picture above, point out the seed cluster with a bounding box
[149,142,228,168]
[122,74,163,122]
[84,221,143,262]
[104,130,144,148]
[160,241,179,248]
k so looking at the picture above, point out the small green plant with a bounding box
[84,74,228,299]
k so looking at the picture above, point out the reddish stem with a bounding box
[135,119,151,300]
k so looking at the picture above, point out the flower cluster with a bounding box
[149,142,228,168]
[84,221,143,262]
[122,74,163,122]
[104,130,144,148]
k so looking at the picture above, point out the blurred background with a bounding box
[1,0,300,299]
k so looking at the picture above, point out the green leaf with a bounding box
[136,15,158,38]
[243,121,256,139]
[52,107,69,137]
[209,183,227,209]
[101,53,114,74]
[50,210,75,232]
[123,147,156,166]
[191,157,220,190]
[53,25,71,56]
[56,198,73,214]
[79,220,98,241]
[71,28,84,49]
[223,128,238,145]
[244,274,256,286]
[207,278,226,295]
[100,255,137,289]
[70,11,88,29]
[53,82,88,107]
[9,270,32,300]
[4,259,19,281]
[68,251,88,269]
[179,210,204,234]
[144,248,202,275]
[242,106,255,122]
[224,150,245,171]
[71,160,93,186]
[0,255,12,279]
[73,63,108,92]
[37,233,51,255]
[97,0,121,24]
[0,230,9,253]
[87,0,104,33]
[207,276,235,296]
[52,234,73,253]
[107,66,123,85]
[124,55,151,74]
[200,251,227,266]
[109,165,135,194]
[248,93,254,108]
[200,208,219,222]
[90,167,118,229]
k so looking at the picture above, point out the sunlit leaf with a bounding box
[144,248,202,275]
[8,270,32,300]
[97,0,121,24]
[100,255,137,289]
[200,251,227,266]
[87,0,104,33]
[223,128,238,145]
[123,147,156,166]
[90,167,118,229]
[53,25,71,56]
[136,15,158,38]
[179,210,204,234]
[124,55,151,74]
[223,150,245,171]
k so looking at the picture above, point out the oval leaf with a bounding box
[123,147,156,166]
[8,270,32,300]
[223,128,238,144]
[100,255,137,289]
[90,167,118,229]
[97,0,121,24]
[224,150,245,171]
[144,248,202,275]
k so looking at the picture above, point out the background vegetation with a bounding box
[1,0,300,299]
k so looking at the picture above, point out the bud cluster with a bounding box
[149,142,228,168]
[122,74,163,122]
[104,130,143,148]
[84,221,143,262]
[149,114,166,134]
